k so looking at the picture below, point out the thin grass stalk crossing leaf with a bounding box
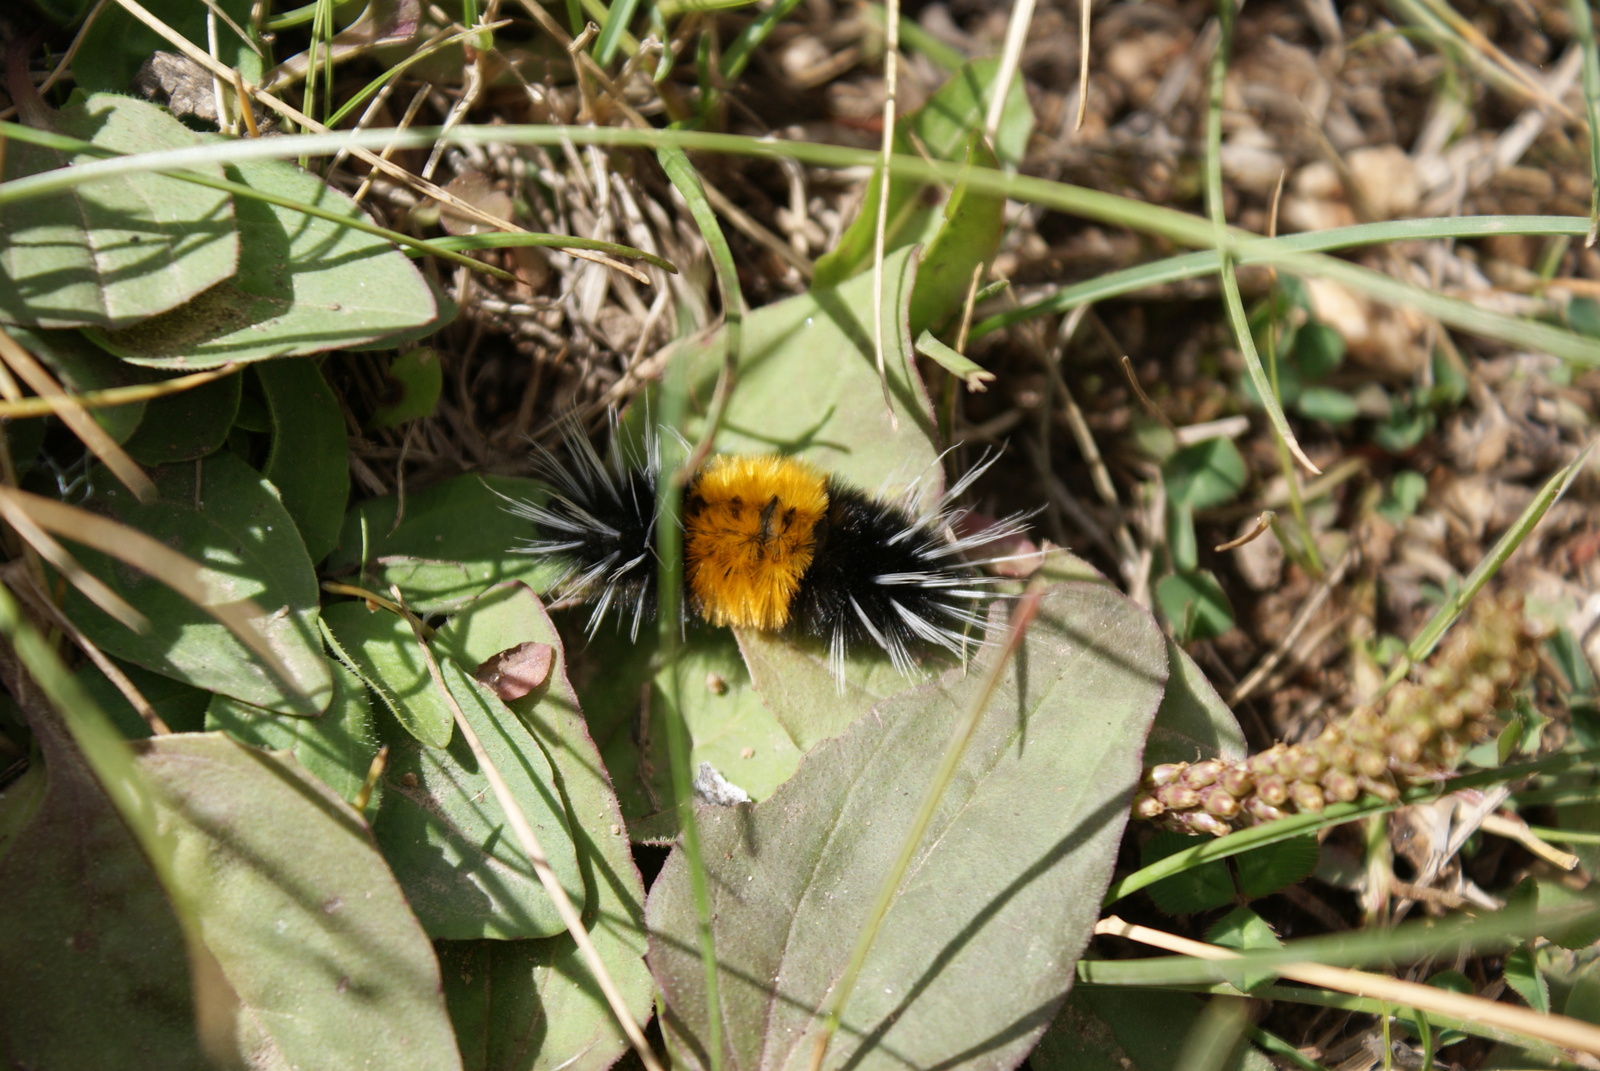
[656,351,725,1071]
[808,586,1045,1068]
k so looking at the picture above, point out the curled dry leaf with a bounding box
[475,641,555,701]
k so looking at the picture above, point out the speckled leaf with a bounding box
[258,359,349,563]
[367,655,583,940]
[88,150,436,369]
[132,733,461,1070]
[60,452,332,716]
[326,474,565,614]
[205,660,377,801]
[647,582,1168,1071]
[578,627,802,829]
[434,583,653,1069]
[0,94,237,330]
[320,600,453,748]
[0,710,208,1071]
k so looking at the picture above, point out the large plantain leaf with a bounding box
[0,707,209,1070]
[0,94,237,330]
[434,583,654,1071]
[647,581,1168,1071]
[326,474,564,614]
[60,452,332,716]
[88,148,437,368]
[132,733,462,1069]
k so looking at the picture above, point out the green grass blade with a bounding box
[1383,441,1595,688]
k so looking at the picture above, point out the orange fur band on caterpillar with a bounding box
[506,427,1032,679]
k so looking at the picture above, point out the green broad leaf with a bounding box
[326,474,565,614]
[1295,385,1360,424]
[205,660,377,801]
[1157,570,1235,643]
[1377,469,1428,524]
[907,135,1006,337]
[1293,320,1346,379]
[1505,942,1550,1014]
[651,245,942,508]
[578,626,802,829]
[813,58,1034,287]
[1206,907,1284,992]
[132,733,462,1069]
[1035,988,1271,1071]
[345,277,459,352]
[13,328,148,442]
[258,358,349,563]
[0,94,237,330]
[1234,833,1320,899]
[368,655,584,940]
[1144,639,1249,766]
[1163,437,1249,510]
[433,583,653,1068]
[60,452,332,716]
[88,151,437,368]
[1168,500,1200,573]
[76,0,261,94]
[121,369,242,464]
[647,581,1167,1071]
[368,346,444,428]
[737,622,946,752]
[74,658,210,739]
[320,601,454,748]
[1372,401,1436,453]
[0,712,210,1070]
[1141,831,1236,916]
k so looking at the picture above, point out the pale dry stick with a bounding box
[0,0,109,122]
[421,45,486,181]
[351,83,432,203]
[206,8,229,134]
[0,493,146,631]
[1214,511,1274,553]
[1480,812,1580,872]
[1118,354,1177,434]
[197,0,261,57]
[0,363,238,419]
[870,0,903,430]
[1075,0,1090,130]
[105,0,639,279]
[1096,915,1600,1058]
[232,67,261,137]
[0,488,301,689]
[389,587,663,1071]
[1,563,170,734]
[983,0,1037,140]
[1047,311,1142,590]
[1227,545,1355,705]
[0,330,155,502]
